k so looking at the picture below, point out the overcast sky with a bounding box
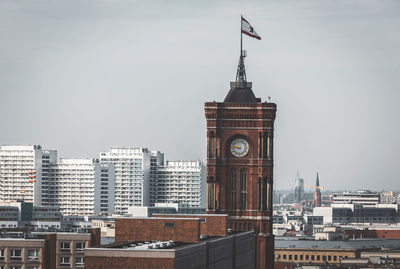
[1,0,399,190]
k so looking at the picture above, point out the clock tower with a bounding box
[204,51,277,268]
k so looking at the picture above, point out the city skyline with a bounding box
[1,0,400,190]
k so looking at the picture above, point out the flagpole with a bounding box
[240,15,243,56]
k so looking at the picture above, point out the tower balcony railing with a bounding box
[230,81,252,88]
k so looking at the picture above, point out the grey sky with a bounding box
[1,0,399,190]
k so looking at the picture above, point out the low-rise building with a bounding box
[85,215,253,269]
[0,238,45,269]
[313,203,399,225]
[275,237,400,266]
[0,229,100,269]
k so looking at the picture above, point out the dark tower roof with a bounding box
[316,173,320,187]
[224,50,258,103]
[224,84,258,103]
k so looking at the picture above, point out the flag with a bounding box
[241,17,261,40]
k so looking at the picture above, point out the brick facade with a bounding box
[85,256,175,269]
[205,99,277,269]
[115,218,201,243]
[153,214,229,237]
[343,229,400,239]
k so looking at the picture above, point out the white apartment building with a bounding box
[0,145,57,206]
[153,161,206,208]
[100,148,151,215]
[48,158,115,216]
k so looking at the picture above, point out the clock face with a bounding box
[230,138,249,157]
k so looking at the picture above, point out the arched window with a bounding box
[208,132,215,158]
[231,169,237,210]
[240,168,247,191]
[263,132,268,159]
[258,178,262,210]
[240,168,247,210]
[262,177,267,210]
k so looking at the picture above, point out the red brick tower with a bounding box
[204,50,277,269]
[313,172,321,207]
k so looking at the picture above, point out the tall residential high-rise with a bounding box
[100,148,151,215]
[0,145,57,206]
[204,49,277,268]
[313,172,322,207]
[149,151,164,206]
[48,158,115,216]
[152,161,206,208]
[294,173,304,203]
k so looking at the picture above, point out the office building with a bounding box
[294,173,304,203]
[100,148,151,214]
[332,190,380,205]
[314,203,399,225]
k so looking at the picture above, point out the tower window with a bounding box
[240,168,247,210]
[231,169,237,210]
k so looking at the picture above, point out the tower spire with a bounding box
[316,172,320,187]
[235,50,247,83]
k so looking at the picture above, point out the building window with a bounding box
[27,266,39,269]
[240,168,247,191]
[10,249,22,260]
[0,249,4,260]
[10,266,21,269]
[294,255,298,260]
[76,242,86,251]
[311,255,315,261]
[283,254,287,260]
[305,255,309,260]
[60,256,70,266]
[334,256,337,261]
[60,242,71,251]
[289,255,292,260]
[263,132,268,158]
[28,249,39,260]
[258,178,262,210]
[76,257,84,267]
[240,168,247,210]
[231,168,237,210]
[328,255,331,261]
[163,222,175,228]
[300,255,303,260]
[317,255,320,261]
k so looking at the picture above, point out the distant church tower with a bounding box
[204,49,277,268]
[313,172,322,207]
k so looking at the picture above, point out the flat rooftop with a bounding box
[275,237,400,250]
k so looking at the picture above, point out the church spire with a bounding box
[316,172,320,187]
